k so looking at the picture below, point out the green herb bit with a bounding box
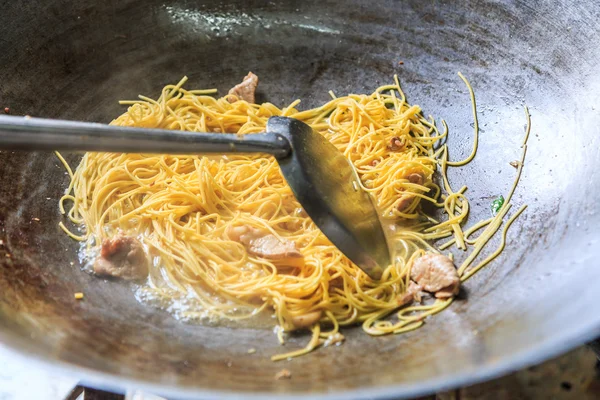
[491,195,505,216]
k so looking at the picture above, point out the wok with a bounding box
[0,0,599,398]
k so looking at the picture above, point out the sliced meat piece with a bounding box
[329,276,344,290]
[410,254,460,299]
[397,195,416,213]
[435,285,458,299]
[93,235,149,280]
[407,172,425,185]
[397,280,424,306]
[397,291,413,306]
[396,173,425,213]
[290,310,323,329]
[407,280,424,303]
[227,72,259,103]
[387,136,405,151]
[247,234,301,260]
[227,225,304,264]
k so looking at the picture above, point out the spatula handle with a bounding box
[0,115,291,158]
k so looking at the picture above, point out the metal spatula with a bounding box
[0,115,390,279]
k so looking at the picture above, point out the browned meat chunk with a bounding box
[387,136,405,151]
[410,254,459,299]
[396,172,426,213]
[290,310,322,329]
[407,280,424,303]
[93,235,149,280]
[227,72,259,103]
[407,172,424,185]
[227,225,304,265]
[397,291,413,307]
[398,280,424,306]
[397,195,416,213]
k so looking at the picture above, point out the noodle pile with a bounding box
[57,74,529,360]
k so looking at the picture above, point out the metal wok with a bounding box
[0,0,599,398]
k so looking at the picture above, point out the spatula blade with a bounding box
[268,117,391,280]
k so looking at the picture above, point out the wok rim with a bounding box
[1,315,598,399]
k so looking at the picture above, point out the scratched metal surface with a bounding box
[0,0,599,398]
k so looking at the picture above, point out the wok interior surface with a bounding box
[0,0,599,398]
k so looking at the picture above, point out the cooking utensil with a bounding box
[0,114,389,279]
[0,0,599,399]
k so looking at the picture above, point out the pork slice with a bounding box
[227,72,259,103]
[398,280,424,306]
[93,235,149,280]
[290,310,323,329]
[396,172,426,213]
[407,172,425,185]
[227,225,303,264]
[410,254,460,299]
[407,280,424,303]
[388,136,405,151]
[397,195,416,213]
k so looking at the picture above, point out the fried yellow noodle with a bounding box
[58,74,529,360]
